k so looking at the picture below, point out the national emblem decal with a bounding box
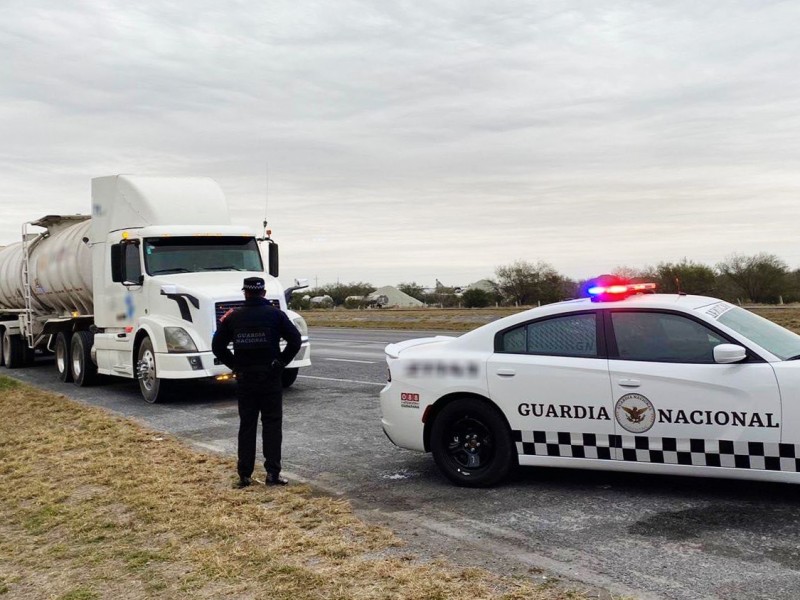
[615,393,656,434]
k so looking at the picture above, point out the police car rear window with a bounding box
[501,313,597,357]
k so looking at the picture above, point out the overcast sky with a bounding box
[2,1,799,288]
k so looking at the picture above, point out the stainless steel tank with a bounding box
[0,217,93,315]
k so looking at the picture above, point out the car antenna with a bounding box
[675,276,686,296]
[258,162,271,242]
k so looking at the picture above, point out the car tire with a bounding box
[70,330,98,386]
[281,367,299,388]
[430,397,515,488]
[55,332,73,382]
[2,330,26,369]
[137,337,173,403]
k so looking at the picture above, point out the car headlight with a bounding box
[164,327,198,353]
[291,315,308,337]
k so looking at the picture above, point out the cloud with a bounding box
[1,0,799,286]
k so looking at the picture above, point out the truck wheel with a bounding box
[55,332,73,382]
[430,398,515,488]
[2,331,26,369]
[0,328,5,367]
[137,337,172,403]
[281,367,299,388]
[70,331,98,386]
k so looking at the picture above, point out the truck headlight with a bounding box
[291,315,308,336]
[165,327,198,353]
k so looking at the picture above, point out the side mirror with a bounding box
[267,242,279,277]
[714,344,747,364]
[295,278,309,289]
[123,274,144,287]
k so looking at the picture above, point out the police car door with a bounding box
[487,311,616,464]
[606,310,781,472]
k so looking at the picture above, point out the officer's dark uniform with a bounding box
[212,277,301,486]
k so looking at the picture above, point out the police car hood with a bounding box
[150,271,284,302]
[385,336,457,359]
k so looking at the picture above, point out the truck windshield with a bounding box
[143,237,263,275]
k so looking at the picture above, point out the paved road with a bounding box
[5,327,800,600]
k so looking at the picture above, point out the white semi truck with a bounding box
[0,175,311,403]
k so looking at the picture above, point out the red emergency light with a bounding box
[585,275,656,302]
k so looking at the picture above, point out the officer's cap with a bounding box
[242,277,266,291]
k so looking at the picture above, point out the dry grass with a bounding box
[302,306,800,334]
[0,377,588,600]
[302,308,520,331]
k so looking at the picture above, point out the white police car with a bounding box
[379,279,800,487]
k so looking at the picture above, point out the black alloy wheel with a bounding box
[430,397,515,487]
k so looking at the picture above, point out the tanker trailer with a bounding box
[0,216,93,372]
[0,174,311,403]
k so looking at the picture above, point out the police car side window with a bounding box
[502,327,526,353]
[612,312,726,363]
[501,313,597,357]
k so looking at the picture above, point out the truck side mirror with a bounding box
[267,242,279,277]
[113,239,143,286]
[111,244,123,282]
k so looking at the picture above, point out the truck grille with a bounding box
[215,299,280,325]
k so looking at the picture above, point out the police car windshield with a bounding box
[144,237,263,275]
[717,306,800,360]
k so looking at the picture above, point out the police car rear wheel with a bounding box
[431,398,514,487]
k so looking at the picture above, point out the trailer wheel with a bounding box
[55,332,73,382]
[2,330,26,369]
[70,331,98,386]
[281,367,299,388]
[137,337,173,403]
[0,328,5,368]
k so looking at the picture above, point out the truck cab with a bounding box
[88,175,310,402]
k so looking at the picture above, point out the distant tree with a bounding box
[495,260,564,306]
[424,286,461,308]
[783,268,800,304]
[288,293,310,310]
[315,282,376,306]
[611,265,649,280]
[462,288,491,308]
[650,259,717,295]
[397,282,426,301]
[717,253,789,303]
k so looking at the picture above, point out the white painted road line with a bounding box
[298,374,386,387]
[324,358,376,364]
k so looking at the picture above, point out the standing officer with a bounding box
[212,277,301,488]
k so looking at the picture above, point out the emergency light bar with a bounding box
[586,278,657,302]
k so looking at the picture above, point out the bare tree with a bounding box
[495,260,564,306]
[397,282,425,301]
[717,253,789,303]
[650,259,717,295]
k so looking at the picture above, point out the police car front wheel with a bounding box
[430,398,515,487]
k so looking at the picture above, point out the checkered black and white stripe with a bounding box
[511,430,800,472]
